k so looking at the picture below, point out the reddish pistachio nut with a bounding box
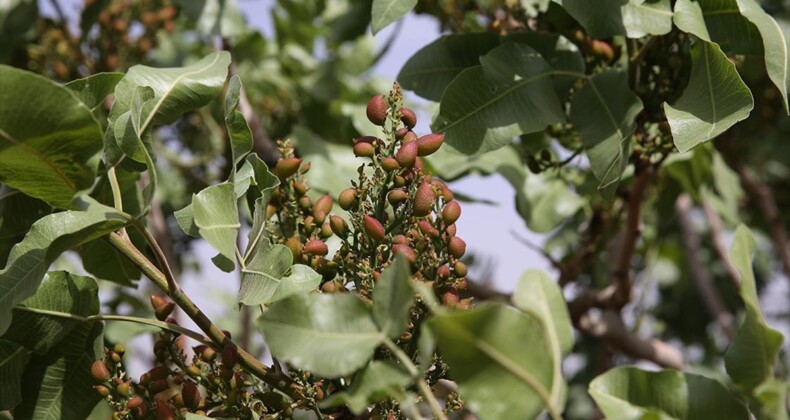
[146,366,171,382]
[303,215,315,234]
[155,402,177,420]
[392,244,417,264]
[387,189,409,206]
[314,194,333,216]
[381,157,400,172]
[456,277,468,291]
[292,180,309,196]
[300,161,311,174]
[304,239,329,256]
[413,181,436,217]
[395,127,409,139]
[418,220,439,238]
[321,280,344,293]
[329,215,349,238]
[457,297,473,310]
[116,381,133,397]
[90,360,111,382]
[413,157,425,173]
[441,288,460,306]
[396,141,418,167]
[314,210,327,225]
[416,133,444,156]
[114,344,125,356]
[222,344,238,368]
[589,39,615,61]
[366,95,388,125]
[285,236,303,259]
[448,237,467,259]
[354,135,379,145]
[393,175,406,187]
[338,188,358,210]
[127,396,144,410]
[93,385,110,397]
[400,107,417,128]
[437,265,451,279]
[150,295,174,321]
[298,195,312,210]
[403,130,418,143]
[266,203,277,219]
[353,141,375,157]
[148,378,168,394]
[392,234,409,245]
[182,382,200,410]
[275,157,302,180]
[186,365,202,378]
[446,223,457,237]
[454,261,468,277]
[321,222,333,239]
[372,271,382,281]
[363,215,386,242]
[442,200,461,225]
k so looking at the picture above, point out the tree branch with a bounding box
[106,232,304,401]
[613,163,654,307]
[577,309,684,370]
[676,194,734,339]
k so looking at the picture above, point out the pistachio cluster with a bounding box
[266,84,472,312]
[91,296,300,419]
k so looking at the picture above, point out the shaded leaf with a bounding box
[372,254,414,339]
[371,0,416,34]
[570,70,643,190]
[725,225,785,412]
[320,361,411,414]
[435,43,564,155]
[0,339,29,410]
[258,293,383,378]
[516,171,585,233]
[64,72,124,111]
[2,271,100,354]
[589,366,750,419]
[427,303,559,420]
[0,65,103,209]
[224,75,253,172]
[398,33,500,101]
[0,198,127,335]
[15,272,104,419]
[663,40,753,153]
[237,244,291,305]
[175,0,246,38]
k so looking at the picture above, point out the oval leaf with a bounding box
[371,0,416,34]
[0,65,103,209]
[372,254,414,339]
[258,293,383,378]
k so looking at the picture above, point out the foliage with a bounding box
[1,0,789,419]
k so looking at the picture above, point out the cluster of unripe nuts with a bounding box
[266,84,472,312]
[90,295,301,419]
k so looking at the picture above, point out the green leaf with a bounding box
[512,270,573,411]
[0,188,51,266]
[398,33,500,101]
[753,378,790,420]
[371,0,416,34]
[554,0,671,39]
[0,339,29,410]
[663,40,753,153]
[588,366,750,419]
[570,70,643,190]
[504,32,586,98]
[516,171,585,232]
[319,361,411,414]
[675,0,762,55]
[427,303,560,420]
[224,75,253,172]
[237,244,291,305]
[14,272,104,419]
[174,0,246,38]
[193,183,240,270]
[267,265,322,303]
[2,271,100,354]
[372,255,414,339]
[0,198,127,335]
[258,293,383,378]
[725,225,785,407]
[107,51,231,164]
[0,65,103,209]
[435,43,565,155]
[64,72,124,111]
[673,0,711,41]
[736,0,790,113]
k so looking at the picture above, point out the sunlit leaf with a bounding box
[259,293,383,378]
[192,183,240,271]
[371,0,416,34]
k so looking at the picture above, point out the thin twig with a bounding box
[383,338,448,420]
[105,232,304,401]
[701,200,741,288]
[131,220,181,299]
[676,194,734,339]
